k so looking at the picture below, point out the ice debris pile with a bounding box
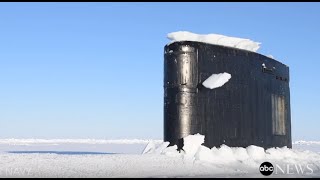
[143,134,320,168]
[202,72,232,89]
[167,31,261,52]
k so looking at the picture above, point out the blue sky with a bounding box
[0,2,319,140]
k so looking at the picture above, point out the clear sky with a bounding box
[0,2,319,140]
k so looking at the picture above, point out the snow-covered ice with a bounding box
[182,133,205,158]
[0,136,320,178]
[202,72,232,89]
[167,31,261,52]
[0,138,162,145]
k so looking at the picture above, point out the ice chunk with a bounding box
[142,140,157,154]
[182,133,205,157]
[195,145,216,162]
[143,141,170,154]
[161,145,182,157]
[246,145,266,160]
[167,31,261,52]
[210,145,237,164]
[232,147,250,161]
[202,72,231,89]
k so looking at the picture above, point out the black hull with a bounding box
[164,41,291,149]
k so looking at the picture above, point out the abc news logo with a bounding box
[259,162,274,176]
[259,162,314,176]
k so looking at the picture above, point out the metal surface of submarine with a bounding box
[164,41,291,149]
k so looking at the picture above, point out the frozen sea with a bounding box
[0,138,319,178]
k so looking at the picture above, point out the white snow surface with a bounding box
[0,138,162,145]
[167,31,261,52]
[0,136,320,178]
[202,72,232,89]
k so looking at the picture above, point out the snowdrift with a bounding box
[167,31,261,52]
[143,134,320,176]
